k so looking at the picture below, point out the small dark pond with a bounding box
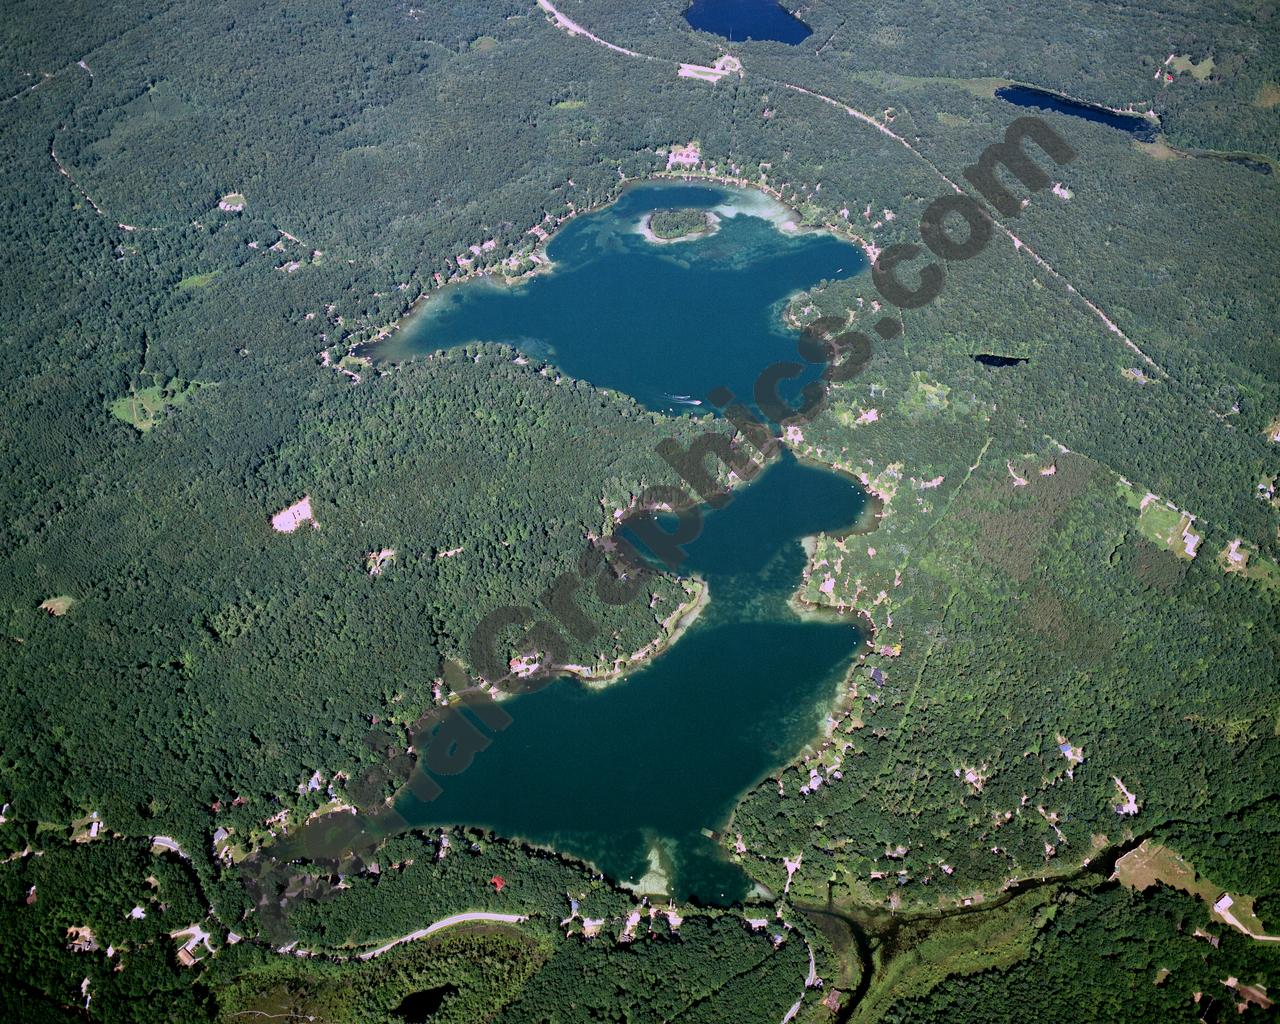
[394,984,459,1022]
[997,84,1159,142]
[972,354,1028,367]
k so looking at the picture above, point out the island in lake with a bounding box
[641,207,719,243]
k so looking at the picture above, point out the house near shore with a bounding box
[666,142,701,170]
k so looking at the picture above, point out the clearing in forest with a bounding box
[1139,503,1200,560]
[1135,139,1182,160]
[39,596,75,616]
[1118,482,1201,559]
[271,496,318,533]
[677,55,742,84]
[1115,840,1276,939]
[108,379,207,432]
[1168,54,1214,81]
[1114,840,1202,893]
[176,270,220,291]
[1218,539,1280,592]
[899,372,951,420]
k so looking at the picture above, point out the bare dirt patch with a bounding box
[271,496,318,533]
[677,55,742,84]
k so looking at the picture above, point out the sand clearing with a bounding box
[677,55,742,84]
[271,496,318,533]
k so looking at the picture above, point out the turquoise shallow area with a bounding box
[380,182,865,415]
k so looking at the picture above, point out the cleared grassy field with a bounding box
[1170,54,1214,81]
[38,595,75,616]
[1117,480,1200,559]
[176,270,220,291]
[108,379,207,431]
[1116,840,1275,938]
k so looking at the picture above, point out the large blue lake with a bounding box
[405,453,866,903]
[330,183,869,902]
[380,183,863,415]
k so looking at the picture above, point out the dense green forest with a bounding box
[1,0,1275,1020]
[872,883,1279,1023]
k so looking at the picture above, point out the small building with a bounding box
[66,926,98,953]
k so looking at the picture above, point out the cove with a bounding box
[684,0,813,44]
[402,451,867,903]
[997,84,1159,141]
[379,182,865,415]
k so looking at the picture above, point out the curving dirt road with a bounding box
[356,911,529,960]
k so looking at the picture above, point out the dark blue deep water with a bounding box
[684,0,812,44]
[997,85,1159,141]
